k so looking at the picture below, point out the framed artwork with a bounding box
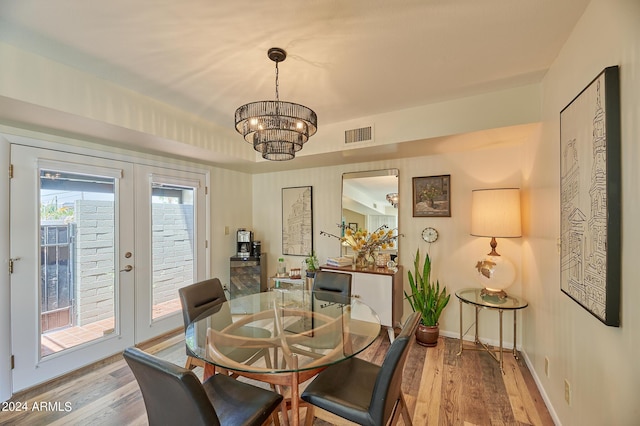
[348,222,358,232]
[282,186,313,256]
[560,66,621,327]
[412,175,451,217]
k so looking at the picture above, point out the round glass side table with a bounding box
[455,287,528,373]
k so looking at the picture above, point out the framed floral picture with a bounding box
[412,175,451,217]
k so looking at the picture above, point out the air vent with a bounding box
[344,125,373,144]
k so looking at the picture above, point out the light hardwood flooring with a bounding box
[1,330,554,425]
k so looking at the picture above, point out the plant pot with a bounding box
[415,323,439,347]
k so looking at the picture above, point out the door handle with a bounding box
[120,265,133,272]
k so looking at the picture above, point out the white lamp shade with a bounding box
[471,188,522,238]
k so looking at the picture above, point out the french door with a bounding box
[133,165,207,341]
[10,145,135,391]
[10,144,207,391]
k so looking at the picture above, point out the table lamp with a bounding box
[470,188,522,299]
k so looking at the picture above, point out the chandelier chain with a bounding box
[275,61,280,101]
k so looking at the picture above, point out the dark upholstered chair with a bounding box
[301,312,421,426]
[311,270,352,305]
[285,270,353,344]
[179,278,272,372]
[123,347,282,426]
[179,278,227,370]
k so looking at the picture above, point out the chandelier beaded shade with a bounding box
[235,48,317,161]
[386,193,399,208]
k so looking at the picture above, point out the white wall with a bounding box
[209,166,253,288]
[252,142,525,341]
[523,0,640,424]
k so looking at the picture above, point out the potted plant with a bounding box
[404,249,450,347]
[305,250,319,278]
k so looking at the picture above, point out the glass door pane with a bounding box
[133,165,206,342]
[151,183,196,320]
[39,170,117,356]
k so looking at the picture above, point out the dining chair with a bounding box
[301,311,421,426]
[123,347,283,426]
[179,278,227,370]
[286,270,353,348]
[179,278,272,372]
[312,270,352,305]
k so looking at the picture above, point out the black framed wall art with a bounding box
[282,186,313,256]
[560,66,621,326]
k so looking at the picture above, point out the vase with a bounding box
[415,323,439,347]
[355,252,368,268]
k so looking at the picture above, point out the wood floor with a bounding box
[1,331,554,426]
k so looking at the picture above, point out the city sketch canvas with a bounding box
[282,186,313,256]
[560,66,620,326]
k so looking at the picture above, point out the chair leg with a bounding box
[272,410,281,426]
[388,393,413,426]
[262,410,281,426]
[184,356,197,370]
[398,392,413,426]
[275,385,290,426]
[303,405,315,426]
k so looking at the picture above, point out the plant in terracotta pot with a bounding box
[404,249,450,347]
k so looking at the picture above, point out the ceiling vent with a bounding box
[344,125,374,144]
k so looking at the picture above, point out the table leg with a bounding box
[513,309,519,359]
[457,298,463,356]
[499,309,504,374]
[291,372,300,426]
[289,354,300,426]
[474,306,480,344]
[203,363,215,381]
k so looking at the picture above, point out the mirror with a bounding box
[341,169,399,260]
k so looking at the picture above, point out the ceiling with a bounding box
[0,0,590,169]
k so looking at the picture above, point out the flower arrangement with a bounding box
[321,224,401,266]
[418,185,442,207]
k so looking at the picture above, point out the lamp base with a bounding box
[481,287,507,300]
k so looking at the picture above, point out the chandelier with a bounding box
[234,48,318,161]
[386,193,399,208]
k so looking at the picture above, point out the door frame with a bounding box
[0,138,11,402]
[1,131,210,400]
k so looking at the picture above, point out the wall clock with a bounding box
[422,227,438,243]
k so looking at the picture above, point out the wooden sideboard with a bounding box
[319,264,403,341]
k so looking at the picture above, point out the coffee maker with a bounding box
[236,229,253,257]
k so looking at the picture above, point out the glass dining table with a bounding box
[185,288,381,426]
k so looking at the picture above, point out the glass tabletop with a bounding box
[455,287,529,310]
[185,289,381,374]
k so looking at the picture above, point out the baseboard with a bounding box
[520,349,561,426]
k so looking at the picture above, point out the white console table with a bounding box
[320,264,403,342]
